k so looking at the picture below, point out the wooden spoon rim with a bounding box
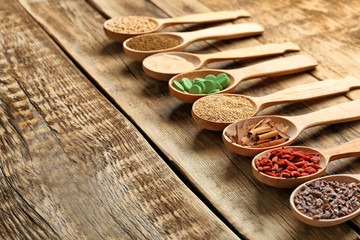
[290,174,360,226]
[222,115,299,151]
[103,16,160,35]
[142,52,202,75]
[168,69,235,98]
[251,146,328,180]
[123,33,185,54]
[192,93,257,125]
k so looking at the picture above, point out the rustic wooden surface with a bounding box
[1,0,360,239]
[0,1,239,239]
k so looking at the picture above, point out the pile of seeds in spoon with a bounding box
[106,16,158,34]
[193,95,254,122]
[294,180,360,219]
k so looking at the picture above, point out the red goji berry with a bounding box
[312,164,322,170]
[264,171,276,177]
[281,169,291,173]
[278,160,286,166]
[262,166,271,171]
[294,161,306,167]
[281,172,291,178]
[255,147,321,179]
[287,165,298,171]
[304,167,317,174]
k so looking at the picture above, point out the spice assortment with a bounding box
[225,118,290,148]
[107,11,359,227]
[294,180,360,220]
[126,35,181,51]
[172,73,230,94]
[105,16,158,34]
[254,147,321,178]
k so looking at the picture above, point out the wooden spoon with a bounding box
[193,77,360,131]
[123,23,264,61]
[169,54,317,103]
[104,10,250,42]
[223,99,360,156]
[252,138,360,189]
[143,42,300,81]
[290,174,360,227]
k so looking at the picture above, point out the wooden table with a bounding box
[2,0,360,239]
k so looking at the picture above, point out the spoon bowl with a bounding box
[223,115,298,156]
[169,54,318,103]
[223,98,360,156]
[252,137,360,188]
[143,52,202,81]
[123,23,264,61]
[123,33,186,61]
[104,10,250,42]
[290,174,360,227]
[143,42,300,81]
[192,94,257,131]
[193,77,360,131]
[251,146,327,189]
[104,16,160,42]
[169,69,236,103]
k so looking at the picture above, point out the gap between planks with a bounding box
[17,0,246,239]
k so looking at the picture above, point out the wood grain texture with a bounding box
[195,0,360,99]
[0,1,239,239]
[20,0,360,239]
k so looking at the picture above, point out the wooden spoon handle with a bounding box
[200,42,300,64]
[353,174,360,181]
[160,10,250,26]
[231,55,317,83]
[254,77,360,110]
[180,23,263,42]
[321,138,360,162]
[292,99,360,129]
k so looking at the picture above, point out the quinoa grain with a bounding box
[106,16,158,34]
[193,95,255,123]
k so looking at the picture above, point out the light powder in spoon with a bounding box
[145,54,196,73]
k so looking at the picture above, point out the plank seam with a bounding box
[17,3,244,239]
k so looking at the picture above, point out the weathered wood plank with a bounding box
[0,1,239,239]
[195,0,360,99]
[21,0,360,239]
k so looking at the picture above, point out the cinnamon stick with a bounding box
[257,130,280,141]
[252,138,287,148]
[227,118,290,148]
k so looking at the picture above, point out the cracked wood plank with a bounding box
[0,0,239,239]
[20,0,360,239]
